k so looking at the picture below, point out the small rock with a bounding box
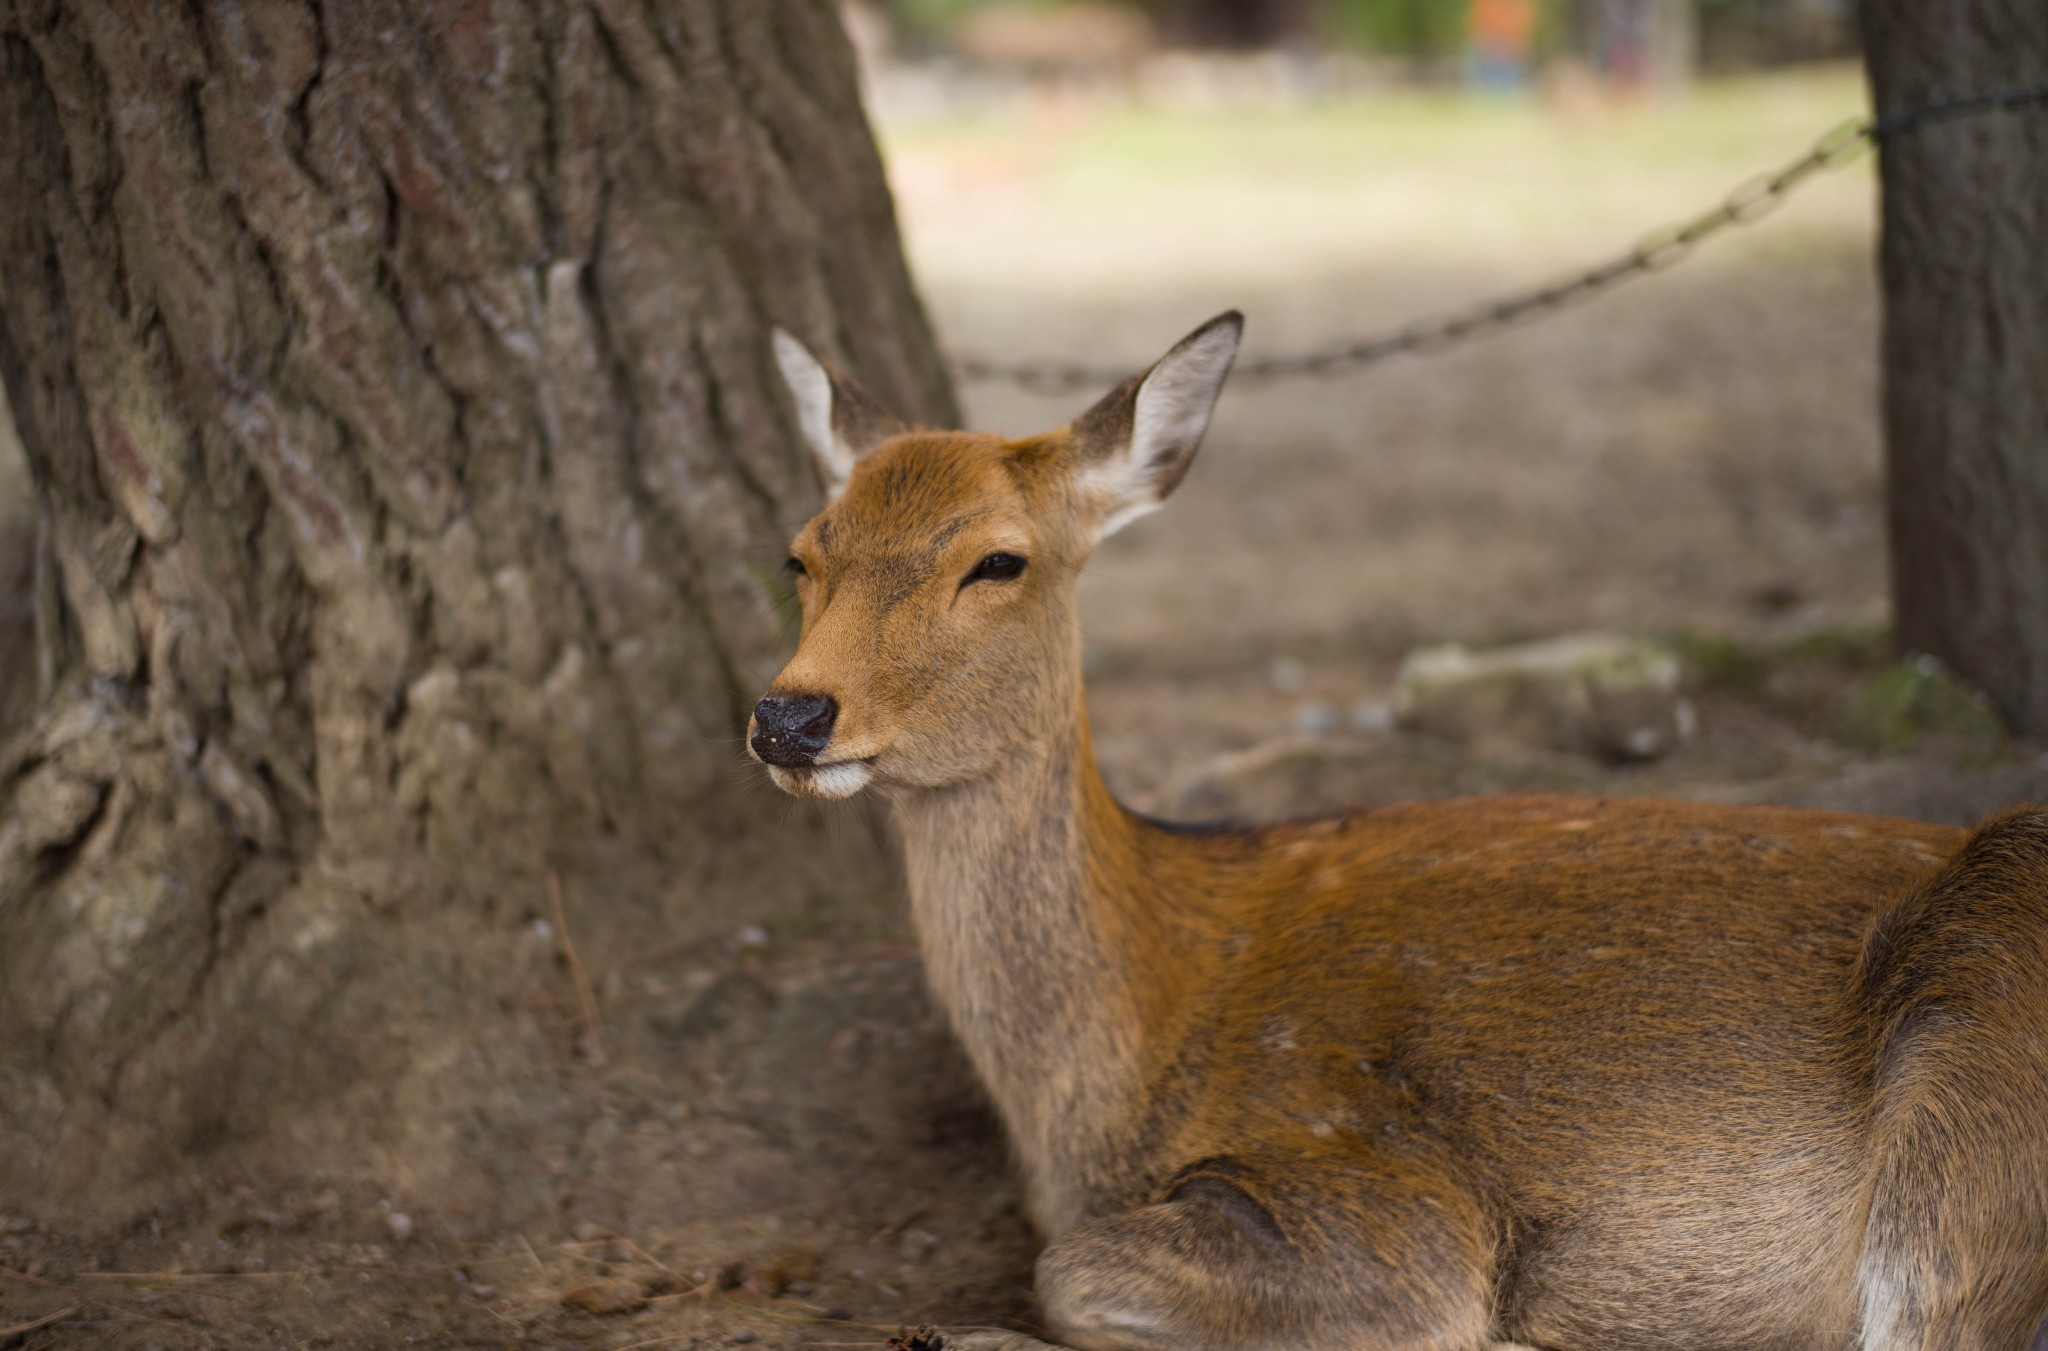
[384,1211,414,1243]
[731,1332,758,1345]
[561,1279,648,1316]
[735,925,770,951]
[1395,633,1692,762]
[1351,700,1396,733]
[1748,578,1805,614]
[761,1246,820,1296]
[1292,701,1339,736]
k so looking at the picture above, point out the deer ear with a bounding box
[1068,311,1242,539]
[772,328,905,502]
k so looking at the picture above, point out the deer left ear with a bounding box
[772,328,906,502]
[1068,311,1242,539]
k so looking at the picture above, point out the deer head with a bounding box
[750,313,1242,798]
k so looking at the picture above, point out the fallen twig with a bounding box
[77,1270,306,1280]
[717,1296,907,1332]
[598,1228,676,1278]
[482,1301,523,1329]
[0,1306,78,1338]
[548,872,607,1063]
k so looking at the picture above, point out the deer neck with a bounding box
[891,700,1178,1234]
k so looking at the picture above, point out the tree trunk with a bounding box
[1862,3,2048,734]
[0,0,953,1223]
[0,380,42,737]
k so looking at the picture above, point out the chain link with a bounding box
[954,83,2048,391]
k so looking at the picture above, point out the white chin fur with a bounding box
[767,760,874,800]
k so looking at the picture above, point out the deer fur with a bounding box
[751,315,2048,1351]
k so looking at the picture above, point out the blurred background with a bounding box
[9,0,2016,843]
[811,0,2043,826]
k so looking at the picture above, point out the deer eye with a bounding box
[783,556,808,578]
[964,552,1027,586]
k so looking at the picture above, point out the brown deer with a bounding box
[751,315,2048,1351]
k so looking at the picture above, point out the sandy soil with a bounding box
[4,68,2045,1350]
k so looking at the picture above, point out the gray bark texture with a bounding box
[1862,2,2048,735]
[0,0,952,1222]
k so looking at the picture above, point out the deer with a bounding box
[750,313,2048,1351]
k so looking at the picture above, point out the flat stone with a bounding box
[1395,633,1694,762]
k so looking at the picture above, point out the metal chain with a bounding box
[953,82,2048,391]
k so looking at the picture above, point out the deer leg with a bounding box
[1019,1153,1506,1351]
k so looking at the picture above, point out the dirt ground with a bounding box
[5,67,2047,1349]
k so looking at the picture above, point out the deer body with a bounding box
[753,317,2048,1350]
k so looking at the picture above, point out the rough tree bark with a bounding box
[0,0,953,1222]
[1862,3,2048,734]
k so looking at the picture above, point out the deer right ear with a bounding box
[772,329,904,502]
[1068,311,1242,540]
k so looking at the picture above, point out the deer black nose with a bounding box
[750,693,839,767]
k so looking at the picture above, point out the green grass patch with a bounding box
[1776,621,1892,669]
[1838,655,2006,754]
[1664,621,1893,696]
[1665,630,1769,693]
[1664,626,2012,754]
